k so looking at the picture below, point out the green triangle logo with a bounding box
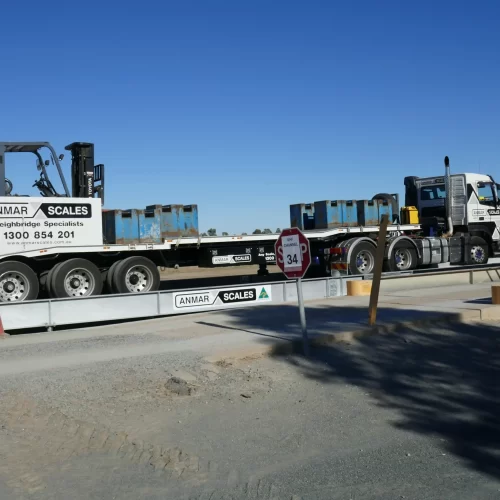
[259,287,269,299]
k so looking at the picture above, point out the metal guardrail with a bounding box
[1,263,500,332]
[0,279,337,332]
[358,261,500,282]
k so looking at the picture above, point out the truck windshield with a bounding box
[477,181,496,205]
[420,185,446,200]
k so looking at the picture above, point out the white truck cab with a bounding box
[405,171,500,260]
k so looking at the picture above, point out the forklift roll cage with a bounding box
[0,142,105,204]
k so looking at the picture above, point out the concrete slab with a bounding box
[381,283,492,298]
[2,282,499,363]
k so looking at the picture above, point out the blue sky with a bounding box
[2,0,500,234]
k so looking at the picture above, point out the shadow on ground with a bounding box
[201,302,500,480]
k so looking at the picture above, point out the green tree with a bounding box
[253,229,262,234]
[262,228,272,234]
[207,228,217,236]
[275,228,281,233]
[222,232,229,236]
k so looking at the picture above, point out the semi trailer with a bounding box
[0,142,498,303]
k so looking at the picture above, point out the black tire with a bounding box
[372,193,396,201]
[348,242,377,275]
[0,261,39,302]
[45,263,60,298]
[38,270,51,298]
[111,256,160,294]
[384,242,417,272]
[105,260,122,293]
[468,236,489,265]
[49,258,103,298]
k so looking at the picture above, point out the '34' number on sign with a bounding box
[286,253,298,265]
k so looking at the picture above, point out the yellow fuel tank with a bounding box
[401,206,419,225]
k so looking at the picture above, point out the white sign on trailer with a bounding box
[212,254,252,265]
[173,285,272,311]
[0,197,103,256]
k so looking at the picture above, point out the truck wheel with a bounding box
[468,236,489,265]
[349,242,376,275]
[385,242,417,272]
[111,256,160,294]
[49,258,103,298]
[0,261,39,302]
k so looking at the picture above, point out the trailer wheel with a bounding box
[0,261,39,302]
[349,242,376,275]
[111,256,160,294]
[44,264,59,298]
[468,236,489,265]
[385,242,417,272]
[105,260,122,293]
[49,258,103,298]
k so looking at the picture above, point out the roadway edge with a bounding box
[276,311,492,356]
[205,312,479,364]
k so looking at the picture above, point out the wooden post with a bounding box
[368,213,390,326]
[492,284,500,304]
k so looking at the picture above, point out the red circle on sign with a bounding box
[274,227,311,279]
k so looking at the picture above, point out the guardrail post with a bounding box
[47,300,53,332]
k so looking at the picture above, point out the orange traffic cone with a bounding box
[0,315,9,337]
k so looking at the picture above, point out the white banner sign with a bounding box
[0,197,103,255]
[173,285,272,311]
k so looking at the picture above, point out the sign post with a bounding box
[275,228,312,356]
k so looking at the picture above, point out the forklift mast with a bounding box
[65,142,105,204]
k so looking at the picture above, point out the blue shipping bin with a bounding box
[377,200,392,223]
[290,203,315,230]
[120,209,140,244]
[102,209,120,244]
[145,204,199,240]
[138,207,162,243]
[102,209,140,244]
[303,212,315,230]
[155,204,200,239]
[342,200,358,227]
[103,203,199,244]
[314,200,344,229]
[182,205,199,237]
[357,200,379,226]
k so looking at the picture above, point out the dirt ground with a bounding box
[0,309,499,499]
[0,341,295,499]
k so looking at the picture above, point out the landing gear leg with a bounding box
[257,262,269,276]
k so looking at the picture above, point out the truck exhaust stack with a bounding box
[444,155,454,237]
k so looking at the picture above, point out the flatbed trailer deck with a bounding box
[1,140,499,303]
